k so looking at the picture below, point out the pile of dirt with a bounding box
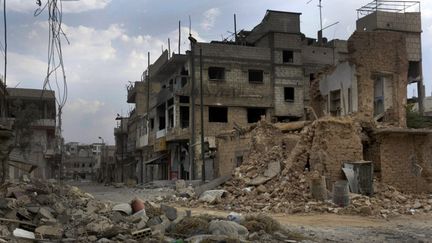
[182,118,432,218]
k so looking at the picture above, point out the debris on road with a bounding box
[0,179,300,242]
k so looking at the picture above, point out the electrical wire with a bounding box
[35,0,69,109]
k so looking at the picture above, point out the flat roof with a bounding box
[7,88,55,99]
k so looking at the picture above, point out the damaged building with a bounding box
[114,1,430,192]
[309,1,431,193]
[6,88,58,181]
[115,9,349,183]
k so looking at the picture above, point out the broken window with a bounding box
[248,69,263,83]
[157,103,166,130]
[348,88,352,113]
[330,90,342,116]
[168,108,174,128]
[179,96,189,104]
[284,87,295,102]
[181,77,188,87]
[150,118,154,130]
[208,67,225,80]
[208,106,228,123]
[247,108,266,123]
[236,156,243,167]
[283,50,294,63]
[180,106,189,128]
[167,98,174,107]
[374,76,385,116]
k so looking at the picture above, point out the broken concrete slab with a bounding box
[112,203,132,215]
[35,225,64,239]
[263,161,281,178]
[160,204,177,221]
[247,176,271,186]
[198,190,227,204]
[208,220,249,238]
[194,175,231,197]
[38,207,55,220]
[85,218,114,235]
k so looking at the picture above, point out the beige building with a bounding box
[7,88,57,180]
[116,10,350,183]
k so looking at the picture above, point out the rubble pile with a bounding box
[184,118,432,218]
[0,179,300,242]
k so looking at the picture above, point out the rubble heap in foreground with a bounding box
[0,180,303,242]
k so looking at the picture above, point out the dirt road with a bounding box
[73,181,432,243]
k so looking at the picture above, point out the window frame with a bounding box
[208,67,225,81]
[284,87,295,102]
[248,69,264,83]
[282,50,294,63]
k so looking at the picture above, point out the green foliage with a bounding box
[406,103,432,129]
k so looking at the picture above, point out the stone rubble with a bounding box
[0,179,299,242]
[173,119,432,218]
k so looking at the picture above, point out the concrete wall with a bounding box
[348,31,408,126]
[216,134,251,177]
[319,62,358,115]
[356,11,421,62]
[377,131,432,193]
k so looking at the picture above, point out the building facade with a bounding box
[115,10,351,183]
[6,88,57,180]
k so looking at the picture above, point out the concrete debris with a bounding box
[209,219,249,238]
[112,203,132,215]
[198,190,227,204]
[35,225,64,239]
[173,119,432,219]
[4,179,292,242]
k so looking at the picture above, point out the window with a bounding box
[167,98,174,107]
[180,106,189,128]
[283,50,294,63]
[247,108,266,123]
[208,67,225,80]
[248,70,264,83]
[150,118,154,130]
[179,96,189,104]
[284,87,295,102]
[236,156,243,167]
[168,108,174,128]
[208,106,228,123]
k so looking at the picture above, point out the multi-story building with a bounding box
[7,88,57,180]
[113,116,129,182]
[116,9,350,183]
[64,142,96,180]
[100,145,116,183]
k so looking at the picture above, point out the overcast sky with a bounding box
[2,0,432,145]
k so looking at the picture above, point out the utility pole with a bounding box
[199,48,205,182]
[188,35,197,180]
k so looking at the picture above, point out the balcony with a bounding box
[31,119,56,128]
[127,82,145,104]
[127,82,137,103]
[156,129,166,139]
[136,134,149,148]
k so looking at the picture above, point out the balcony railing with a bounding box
[31,119,56,128]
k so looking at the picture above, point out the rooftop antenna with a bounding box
[188,15,192,37]
[234,14,237,43]
[178,21,181,54]
[307,0,323,31]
